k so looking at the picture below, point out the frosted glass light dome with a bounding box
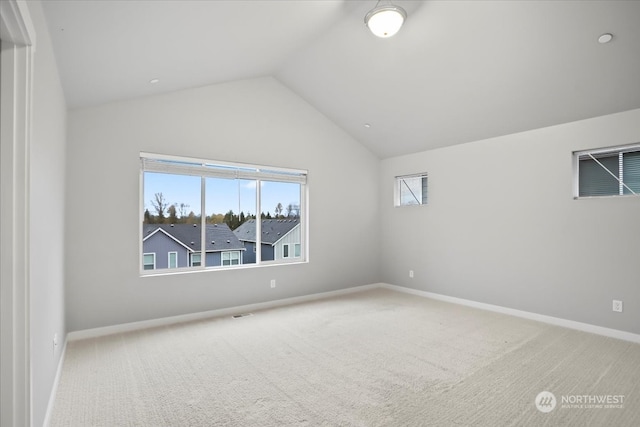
[365,5,407,38]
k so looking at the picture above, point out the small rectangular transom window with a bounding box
[574,144,640,198]
[395,173,428,206]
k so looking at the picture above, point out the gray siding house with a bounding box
[233,219,301,264]
[142,223,245,270]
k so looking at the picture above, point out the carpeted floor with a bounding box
[50,288,640,426]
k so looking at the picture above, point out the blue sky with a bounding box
[143,172,300,218]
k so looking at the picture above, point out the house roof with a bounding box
[143,223,245,252]
[233,218,300,245]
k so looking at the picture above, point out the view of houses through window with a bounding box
[141,154,306,273]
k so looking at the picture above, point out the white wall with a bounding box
[25,1,68,425]
[380,108,640,335]
[65,76,380,332]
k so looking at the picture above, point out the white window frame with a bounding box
[190,252,202,267]
[143,253,156,270]
[222,251,240,266]
[283,243,290,258]
[395,173,428,207]
[574,143,640,198]
[140,152,308,275]
[168,251,178,269]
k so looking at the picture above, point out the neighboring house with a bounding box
[142,223,245,270]
[233,218,301,264]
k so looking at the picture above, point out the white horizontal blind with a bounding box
[622,151,640,195]
[576,144,640,197]
[141,155,307,184]
[578,153,619,197]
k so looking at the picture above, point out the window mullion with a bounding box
[300,183,305,261]
[619,153,624,195]
[255,179,261,264]
[200,176,206,269]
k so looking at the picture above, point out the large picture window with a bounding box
[575,144,640,198]
[140,153,307,274]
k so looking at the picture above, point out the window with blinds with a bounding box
[395,173,428,206]
[140,153,307,274]
[575,144,640,198]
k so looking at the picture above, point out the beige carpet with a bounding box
[50,288,640,426]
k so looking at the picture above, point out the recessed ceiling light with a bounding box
[598,33,613,44]
[149,78,160,84]
[364,123,371,128]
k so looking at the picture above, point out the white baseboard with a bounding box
[67,283,381,342]
[68,281,640,344]
[380,283,640,344]
[42,338,67,427]
[50,281,638,426]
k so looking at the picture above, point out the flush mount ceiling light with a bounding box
[365,1,407,38]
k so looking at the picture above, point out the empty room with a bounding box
[2,0,640,426]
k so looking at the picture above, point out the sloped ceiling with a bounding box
[42,0,640,158]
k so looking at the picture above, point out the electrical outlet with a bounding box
[612,300,623,313]
[270,279,276,288]
[409,270,414,278]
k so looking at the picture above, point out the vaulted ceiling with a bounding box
[42,0,640,158]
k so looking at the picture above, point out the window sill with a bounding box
[574,194,640,200]
[140,259,309,278]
